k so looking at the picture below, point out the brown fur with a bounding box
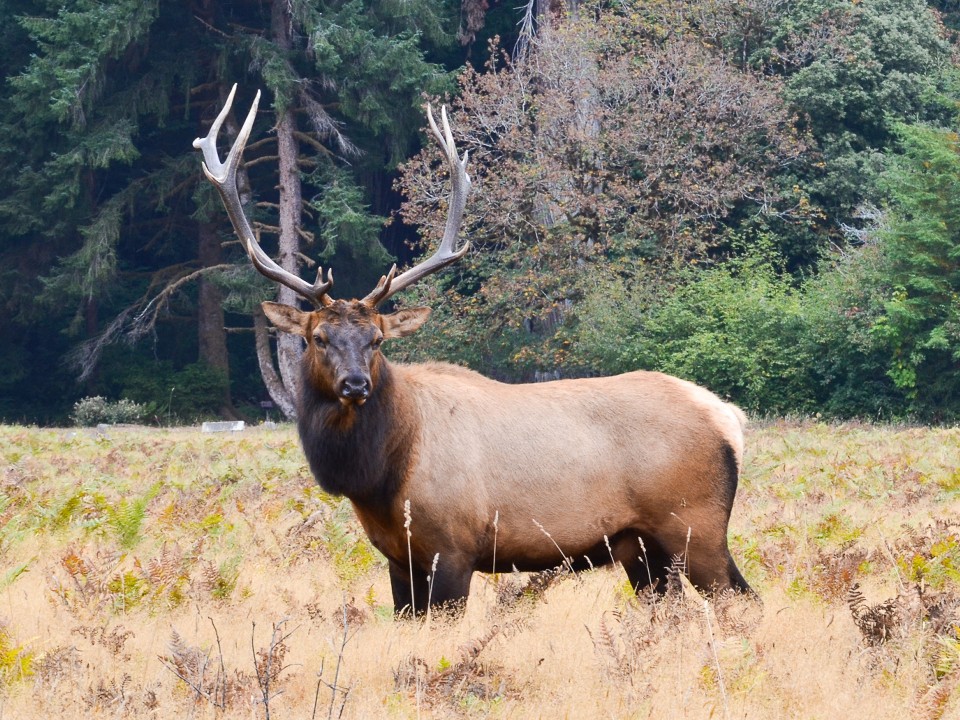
[198,91,750,615]
[264,300,751,616]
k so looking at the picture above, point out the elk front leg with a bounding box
[388,559,417,617]
[388,557,472,617]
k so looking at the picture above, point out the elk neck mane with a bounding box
[296,358,416,505]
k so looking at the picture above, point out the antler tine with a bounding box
[362,104,471,307]
[363,265,398,307]
[427,104,472,254]
[193,84,334,308]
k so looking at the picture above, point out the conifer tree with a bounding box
[0,0,458,422]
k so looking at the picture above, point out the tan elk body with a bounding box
[195,86,751,614]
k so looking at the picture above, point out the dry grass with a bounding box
[0,420,959,718]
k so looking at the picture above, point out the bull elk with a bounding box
[194,85,752,615]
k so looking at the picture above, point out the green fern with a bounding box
[0,560,32,591]
[107,570,147,613]
[105,484,160,550]
[0,626,33,685]
[322,501,379,583]
[211,556,241,601]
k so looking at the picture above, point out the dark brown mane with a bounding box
[297,360,413,504]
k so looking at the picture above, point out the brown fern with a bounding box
[587,613,632,683]
[83,673,131,712]
[394,624,516,709]
[495,564,570,608]
[158,628,249,710]
[144,542,185,587]
[915,666,960,720]
[71,624,134,659]
[848,583,899,645]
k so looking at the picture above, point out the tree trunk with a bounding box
[254,308,297,418]
[274,108,304,399]
[83,295,99,393]
[197,220,236,416]
[270,0,305,417]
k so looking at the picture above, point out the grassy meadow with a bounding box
[0,421,959,719]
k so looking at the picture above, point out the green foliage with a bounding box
[304,164,393,298]
[1,0,959,425]
[790,121,960,420]
[396,1,800,380]
[573,248,817,415]
[782,0,952,148]
[897,530,960,590]
[0,625,33,685]
[570,178,960,420]
[300,0,457,161]
[107,570,147,613]
[105,484,160,550]
[793,245,902,418]
[640,0,960,267]
[210,555,242,601]
[13,0,159,126]
[0,561,31,592]
[746,0,958,262]
[399,119,960,421]
[812,511,863,545]
[873,124,960,407]
[323,499,380,583]
[0,0,461,425]
[97,353,229,424]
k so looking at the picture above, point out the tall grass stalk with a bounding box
[404,500,415,617]
[638,537,653,589]
[425,553,439,625]
[704,600,730,720]
[533,518,573,573]
[603,535,616,566]
[326,600,352,720]
[492,510,499,577]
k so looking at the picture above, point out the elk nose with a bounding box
[340,376,370,400]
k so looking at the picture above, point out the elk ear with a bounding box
[261,301,310,337]
[380,307,431,339]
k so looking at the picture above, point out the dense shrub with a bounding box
[398,116,960,422]
[796,123,960,421]
[94,349,230,425]
[572,251,818,416]
[71,397,147,427]
[797,240,909,419]
[573,129,960,422]
[117,362,229,424]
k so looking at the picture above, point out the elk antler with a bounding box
[362,104,472,307]
[193,84,333,308]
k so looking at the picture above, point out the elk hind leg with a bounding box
[653,521,750,595]
[609,531,672,595]
[424,557,473,615]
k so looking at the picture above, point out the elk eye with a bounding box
[313,335,327,348]
[371,336,383,349]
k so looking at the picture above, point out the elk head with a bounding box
[193,85,471,406]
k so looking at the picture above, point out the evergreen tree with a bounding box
[0,0,459,423]
[869,123,960,415]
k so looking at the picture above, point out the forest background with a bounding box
[2,0,960,426]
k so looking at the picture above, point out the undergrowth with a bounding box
[0,422,958,717]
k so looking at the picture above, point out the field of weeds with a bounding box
[0,421,959,719]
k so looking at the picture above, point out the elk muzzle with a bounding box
[338,373,371,405]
